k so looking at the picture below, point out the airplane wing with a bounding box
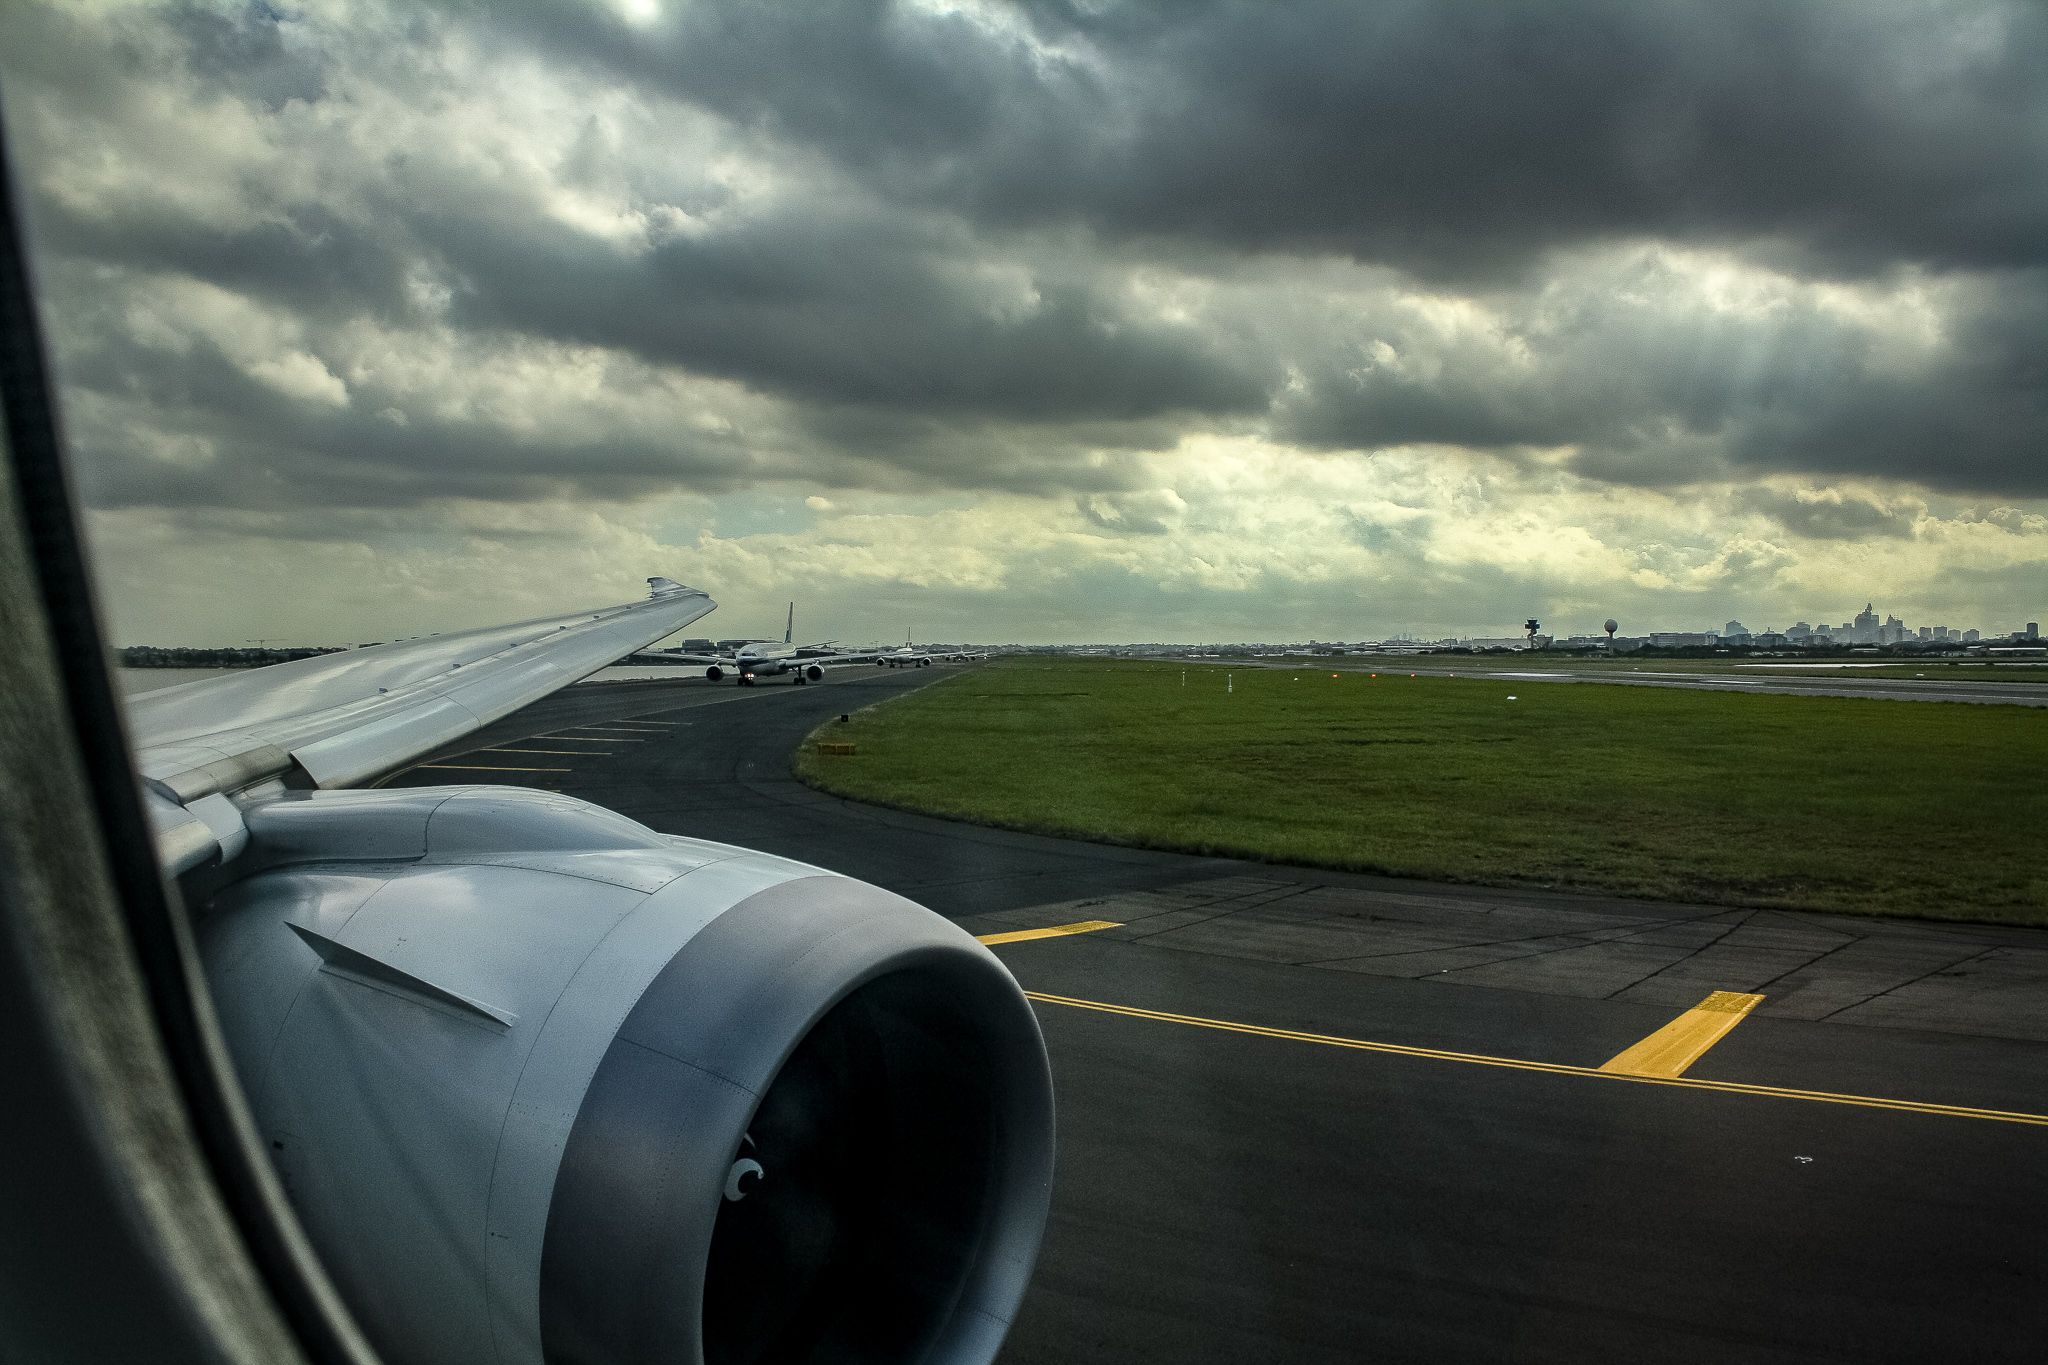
[131,576,715,875]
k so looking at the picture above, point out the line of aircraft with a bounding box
[667,602,988,684]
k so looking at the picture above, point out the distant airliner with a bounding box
[878,633,990,667]
[670,602,885,684]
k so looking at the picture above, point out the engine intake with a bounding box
[197,787,1053,1365]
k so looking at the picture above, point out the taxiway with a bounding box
[387,668,2048,1362]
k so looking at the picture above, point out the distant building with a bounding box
[1918,626,1933,640]
[2030,623,2041,640]
[1648,632,1711,647]
[1724,620,1748,637]
[1963,629,1981,643]
[1851,603,1879,643]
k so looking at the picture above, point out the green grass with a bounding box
[1257,655,2048,683]
[797,658,2048,924]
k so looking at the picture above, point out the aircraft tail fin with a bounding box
[786,602,795,644]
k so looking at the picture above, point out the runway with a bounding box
[388,667,2048,1362]
[1215,659,2048,706]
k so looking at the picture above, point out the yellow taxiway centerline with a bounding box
[1019,991,2048,1128]
[416,763,570,773]
[1600,990,1764,1078]
[538,735,640,743]
[976,920,1122,946]
[486,748,606,756]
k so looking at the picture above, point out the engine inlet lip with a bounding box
[537,875,1053,1365]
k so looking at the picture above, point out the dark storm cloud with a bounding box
[31,195,415,320]
[5,0,2047,520]
[1272,254,2048,497]
[171,0,330,109]
[479,0,2048,497]
[511,0,2048,281]
[58,322,755,513]
[417,196,1268,421]
[1731,489,1919,542]
[790,405,1162,495]
[3,2,1266,519]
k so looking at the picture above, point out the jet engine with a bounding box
[195,786,1053,1365]
[705,663,726,681]
[801,664,825,682]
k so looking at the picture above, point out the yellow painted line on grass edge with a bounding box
[977,920,1122,946]
[1600,990,1764,1078]
[1022,991,2048,1129]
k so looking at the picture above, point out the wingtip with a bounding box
[647,576,698,598]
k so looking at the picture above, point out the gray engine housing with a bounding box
[197,786,1053,1365]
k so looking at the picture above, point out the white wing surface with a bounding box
[130,576,714,873]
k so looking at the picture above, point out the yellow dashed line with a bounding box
[1021,991,2048,1128]
[417,763,569,773]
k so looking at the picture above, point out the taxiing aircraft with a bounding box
[671,602,884,684]
[877,633,989,667]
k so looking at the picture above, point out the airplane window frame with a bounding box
[0,108,376,1365]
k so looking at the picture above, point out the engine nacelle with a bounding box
[802,664,825,682]
[705,663,725,681]
[197,787,1053,1365]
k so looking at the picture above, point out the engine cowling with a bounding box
[197,786,1053,1365]
[705,664,725,681]
[802,664,824,682]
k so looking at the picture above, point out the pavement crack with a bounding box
[1812,946,2003,1022]
[1125,883,1316,943]
[1748,934,1869,995]
[1599,908,1757,999]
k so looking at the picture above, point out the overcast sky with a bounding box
[3,0,2043,645]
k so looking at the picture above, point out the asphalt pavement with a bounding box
[387,666,2048,1362]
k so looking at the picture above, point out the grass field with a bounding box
[797,658,2048,923]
